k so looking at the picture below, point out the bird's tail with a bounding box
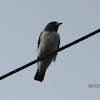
[34,70,45,82]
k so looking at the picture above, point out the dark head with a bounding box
[44,21,62,32]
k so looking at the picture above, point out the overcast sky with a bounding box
[0,0,100,100]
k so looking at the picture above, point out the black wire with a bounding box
[0,29,100,80]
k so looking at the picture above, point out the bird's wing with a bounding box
[53,38,60,62]
[37,32,43,51]
[58,38,60,49]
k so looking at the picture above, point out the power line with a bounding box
[0,29,100,80]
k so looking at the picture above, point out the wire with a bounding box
[0,29,100,80]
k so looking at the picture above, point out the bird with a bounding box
[34,21,62,82]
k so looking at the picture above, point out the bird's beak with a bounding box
[56,22,62,26]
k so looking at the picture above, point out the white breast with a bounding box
[38,31,60,57]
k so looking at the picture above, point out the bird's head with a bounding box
[44,21,62,32]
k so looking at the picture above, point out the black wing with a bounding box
[37,32,43,51]
[58,38,60,49]
[53,38,60,62]
[56,38,60,55]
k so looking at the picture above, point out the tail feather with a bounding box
[34,70,45,82]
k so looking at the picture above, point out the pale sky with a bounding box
[0,0,100,100]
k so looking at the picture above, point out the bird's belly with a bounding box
[42,40,56,52]
[38,55,53,75]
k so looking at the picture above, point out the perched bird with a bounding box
[34,21,62,82]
